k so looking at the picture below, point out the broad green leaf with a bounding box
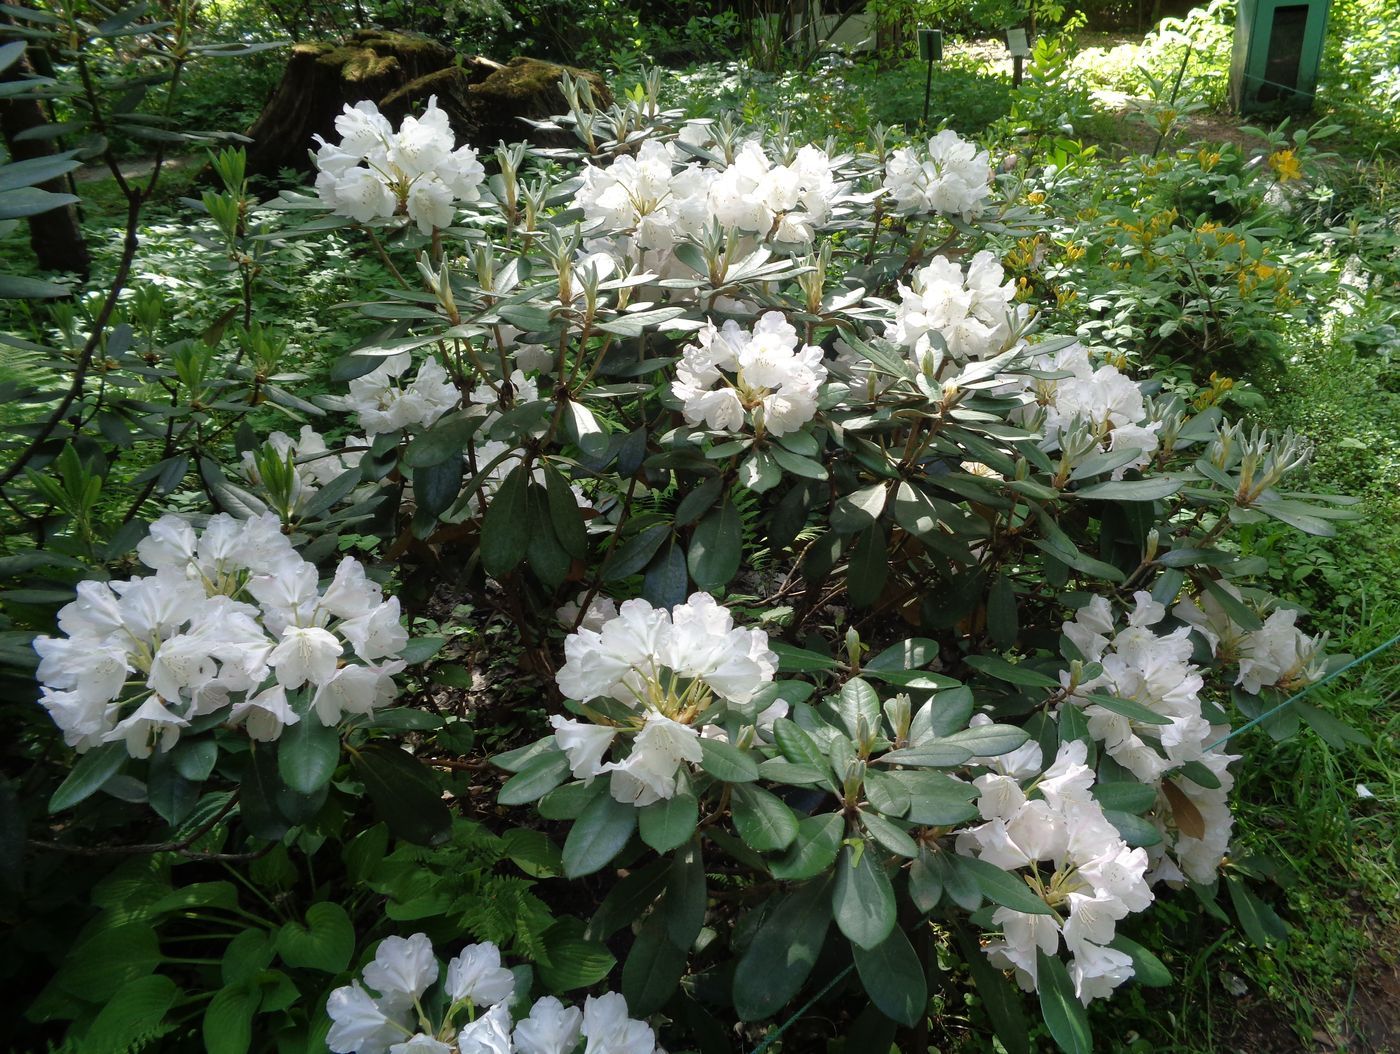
[500,827,562,878]
[49,741,125,812]
[698,737,758,783]
[964,654,1061,688]
[480,464,531,577]
[847,523,888,608]
[276,902,353,973]
[585,859,670,941]
[563,792,637,878]
[639,784,698,853]
[769,641,840,673]
[538,917,617,991]
[350,743,451,846]
[943,722,1031,757]
[769,812,845,881]
[1108,934,1171,987]
[860,810,918,859]
[82,975,179,1054]
[1073,477,1182,501]
[853,926,927,1027]
[731,784,798,852]
[733,877,833,1020]
[865,637,940,672]
[688,498,742,591]
[622,909,688,1016]
[203,982,259,1054]
[831,482,889,533]
[56,924,160,1001]
[1036,950,1093,1054]
[544,463,588,559]
[771,718,833,783]
[1225,874,1288,947]
[833,842,896,950]
[497,749,571,805]
[664,839,706,950]
[402,411,479,468]
[956,855,1054,915]
[278,706,341,795]
[836,677,881,743]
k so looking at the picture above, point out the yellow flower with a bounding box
[1027,191,1046,206]
[1268,149,1303,182]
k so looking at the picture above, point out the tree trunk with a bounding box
[241,29,454,182]
[0,23,90,279]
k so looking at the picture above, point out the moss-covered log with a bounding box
[379,57,612,150]
[241,29,453,181]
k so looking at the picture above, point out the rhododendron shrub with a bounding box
[31,72,1357,1053]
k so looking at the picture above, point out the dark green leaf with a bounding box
[278,708,341,795]
[350,743,451,846]
[731,784,799,852]
[497,749,570,805]
[853,926,927,1027]
[833,842,896,949]
[688,498,742,591]
[769,812,845,881]
[49,741,125,812]
[276,902,353,973]
[563,792,637,878]
[698,737,758,783]
[733,877,833,1020]
[1037,950,1093,1054]
[480,464,531,577]
[638,785,698,853]
[622,910,688,1016]
[957,855,1054,915]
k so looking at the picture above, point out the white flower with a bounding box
[314,97,485,233]
[339,598,409,662]
[327,981,407,1054]
[458,1002,515,1054]
[337,353,460,438]
[1019,343,1160,476]
[580,992,655,1054]
[557,593,775,709]
[391,1036,454,1054]
[445,942,516,1009]
[550,717,618,781]
[672,313,826,443]
[230,684,300,742]
[603,712,703,807]
[513,996,583,1054]
[312,662,404,725]
[270,625,343,689]
[104,695,188,758]
[886,251,1026,371]
[883,129,992,220]
[363,933,439,1009]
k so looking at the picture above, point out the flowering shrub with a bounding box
[327,933,657,1054]
[7,29,1361,1053]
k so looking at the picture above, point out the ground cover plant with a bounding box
[3,2,1398,1052]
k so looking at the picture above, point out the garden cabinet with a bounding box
[1229,0,1332,112]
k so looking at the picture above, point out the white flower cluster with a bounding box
[551,593,777,807]
[326,933,658,1054]
[313,97,487,234]
[239,425,366,515]
[1062,593,1237,884]
[673,312,827,440]
[1174,582,1328,695]
[1022,343,1161,476]
[571,136,840,263]
[883,129,992,220]
[709,141,839,244]
[573,139,712,261]
[34,514,408,757]
[958,736,1154,1004]
[335,352,459,437]
[885,250,1027,372]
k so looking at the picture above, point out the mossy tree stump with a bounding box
[242,29,453,181]
[242,34,612,181]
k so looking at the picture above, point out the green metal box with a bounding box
[1229,0,1332,113]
